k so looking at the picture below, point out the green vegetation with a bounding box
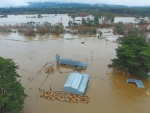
[114,22,124,35]
[113,20,150,42]
[92,12,115,23]
[0,21,65,36]
[70,14,76,21]
[65,38,75,40]
[112,35,150,79]
[37,14,42,18]
[0,6,150,17]
[0,57,26,113]
[67,12,114,35]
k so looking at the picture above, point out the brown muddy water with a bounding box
[1,34,150,113]
[0,15,150,113]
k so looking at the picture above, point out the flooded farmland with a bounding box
[0,14,150,113]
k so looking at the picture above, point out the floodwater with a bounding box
[1,15,150,113]
[114,16,137,23]
[0,14,137,26]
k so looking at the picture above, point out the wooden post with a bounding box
[92,51,93,60]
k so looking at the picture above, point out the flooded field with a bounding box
[1,15,150,113]
[0,14,137,26]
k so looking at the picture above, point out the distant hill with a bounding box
[1,2,149,8]
[20,2,129,8]
[21,2,150,8]
[0,2,150,16]
[23,2,91,8]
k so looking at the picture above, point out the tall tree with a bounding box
[68,20,72,27]
[0,57,26,113]
[70,14,76,22]
[112,35,150,79]
[82,18,86,25]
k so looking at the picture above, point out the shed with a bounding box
[126,79,145,88]
[63,73,89,95]
[59,58,86,68]
[56,54,87,68]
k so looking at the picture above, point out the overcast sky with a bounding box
[1,0,150,7]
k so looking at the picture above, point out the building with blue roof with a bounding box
[56,54,87,68]
[126,79,145,88]
[63,72,89,95]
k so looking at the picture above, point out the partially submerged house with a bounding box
[63,72,89,95]
[126,79,145,88]
[56,54,87,68]
[0,15,8,18]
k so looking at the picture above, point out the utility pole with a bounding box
[92,51,93,60]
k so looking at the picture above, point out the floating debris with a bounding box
[50,85,52,91]
[44,66,55,75]
[37,62,52,75]
[114,68,129,75]
[81,41,84,44]
[146,92,150,96]
[39,89,91,104]
[28,88,31,91]
[28,77,31,80]
[74,67,82,71]
[107,64,112,67]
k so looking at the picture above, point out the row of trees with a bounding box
[114,20,150,40]
[0,21,65,36]
[1,7,150,17]
[67,12,114,35]
[92,12,115,23]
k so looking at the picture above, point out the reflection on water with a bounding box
[0,15,150,113]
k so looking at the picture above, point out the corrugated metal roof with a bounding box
[63,73,89,95]
[126,79,145,88]
[59,58,86,68]
[135,80,145,88]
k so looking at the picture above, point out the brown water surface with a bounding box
[1,36,150,113]
[0,15,150,113]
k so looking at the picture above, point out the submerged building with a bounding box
[63,72,89,95]
[56,54,87,68]
[126,79,145,88]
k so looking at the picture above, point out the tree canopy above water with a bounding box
[0,57,26,113]
[112,35,150,79]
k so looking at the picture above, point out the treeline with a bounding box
[0,21,65,36]
[0,6,150,17]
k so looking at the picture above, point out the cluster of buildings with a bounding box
[56,54,88,95]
